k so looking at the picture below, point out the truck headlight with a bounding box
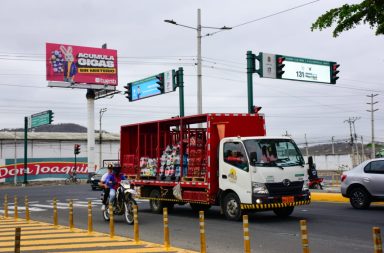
[252,182,269,194]
[302,180,309,191]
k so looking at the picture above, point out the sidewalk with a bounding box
[0,216,196,253]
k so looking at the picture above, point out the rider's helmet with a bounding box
[112,165,121,175]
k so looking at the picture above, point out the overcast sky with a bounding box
[0,0,383,146]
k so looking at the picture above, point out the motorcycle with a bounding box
[307,156,323,190]
[101,180,137,224]
[308,177,324,189]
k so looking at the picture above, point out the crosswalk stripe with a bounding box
[0,236,129,246]
[53,249,180,253]
[0,216,197,253]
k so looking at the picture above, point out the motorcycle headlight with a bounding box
[90,177,95,181]
[302,180,309,191]
[252,182,269,194]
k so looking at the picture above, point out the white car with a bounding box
[341,158,384,209]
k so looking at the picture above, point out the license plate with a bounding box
[282,196,294,203]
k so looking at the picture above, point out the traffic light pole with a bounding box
[246,51,255,114]
[177,67,185,117]
[23,117,28,185]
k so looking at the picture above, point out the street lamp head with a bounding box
[220,26,232,30]
[164,19,177,25]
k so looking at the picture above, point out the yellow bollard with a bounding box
[69,200,74,231]
[109,205,114,238]
[163,207,170,250]
[373,227,383,253]
[199,211,206,253]
[4,194,8,218]
[300,220,310,253]
[25,196,30,222]
[88,200,93,234]
[243,215,250,253]
[133,205,139,243]
[14,227,21,253]
[14,196,18,220]
[53,197,58,227]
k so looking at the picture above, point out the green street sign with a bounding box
[276,55,337,84]
[29,110,53,128]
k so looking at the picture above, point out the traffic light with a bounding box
[156,73,165,93]
[276,56,286,79]
[48,110,54,124]
[331,63,340,84]
[174,68,183,91]
[251,106,262,113]
[74,144,80,155]
[124,84,132,101]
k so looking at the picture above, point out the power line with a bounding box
[205,0,321,37]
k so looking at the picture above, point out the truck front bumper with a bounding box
[240,191,311,210]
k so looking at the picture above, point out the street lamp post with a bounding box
[99,108,107,169]
[165,9,231,116]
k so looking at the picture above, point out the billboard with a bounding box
[131,75,161,101]
[46,43,118,86]
[0,157,88,183]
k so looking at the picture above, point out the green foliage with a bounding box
[311,0,384,37]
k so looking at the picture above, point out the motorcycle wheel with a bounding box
[124,199,137,225]
[75,178,81,184]
[102,206,110,221]
[64,178,71,185]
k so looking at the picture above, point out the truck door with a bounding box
[219,141,252,203]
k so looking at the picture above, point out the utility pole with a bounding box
[367,94,379,158]
[304,134,309,157]
[164,11,231,118]
[361,136,364,161]
[344,117,355,165]
[331,136,335,155]
[351,117,361,162]
[197,9,202,116]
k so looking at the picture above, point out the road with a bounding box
[0,184,383,253]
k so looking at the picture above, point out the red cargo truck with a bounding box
[120,113,310,220]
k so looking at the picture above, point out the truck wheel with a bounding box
[273,206,294,218]
[190,203,211,212]
[149,189,164,214]
[223,193,242,221]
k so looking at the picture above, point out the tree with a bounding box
[311,0,384,37]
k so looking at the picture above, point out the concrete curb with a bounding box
[311,192,349,203]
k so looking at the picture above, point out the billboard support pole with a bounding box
[23,117,28,185]
[86,89,96,177]
[178,67,185,117]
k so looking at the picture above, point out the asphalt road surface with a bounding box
[1,184,383,253]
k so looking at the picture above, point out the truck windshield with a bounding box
[243,139,304,167]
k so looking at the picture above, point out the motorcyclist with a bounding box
[307,156,318,180]
[104,165,126,209]
[99,164,113,211]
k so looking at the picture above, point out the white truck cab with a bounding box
[219,136,310,220]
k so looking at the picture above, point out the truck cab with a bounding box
[219,136,310,220]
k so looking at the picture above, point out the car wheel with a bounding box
[349,187,371,209]
[223,192,242,221]
[273,206,294,218]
